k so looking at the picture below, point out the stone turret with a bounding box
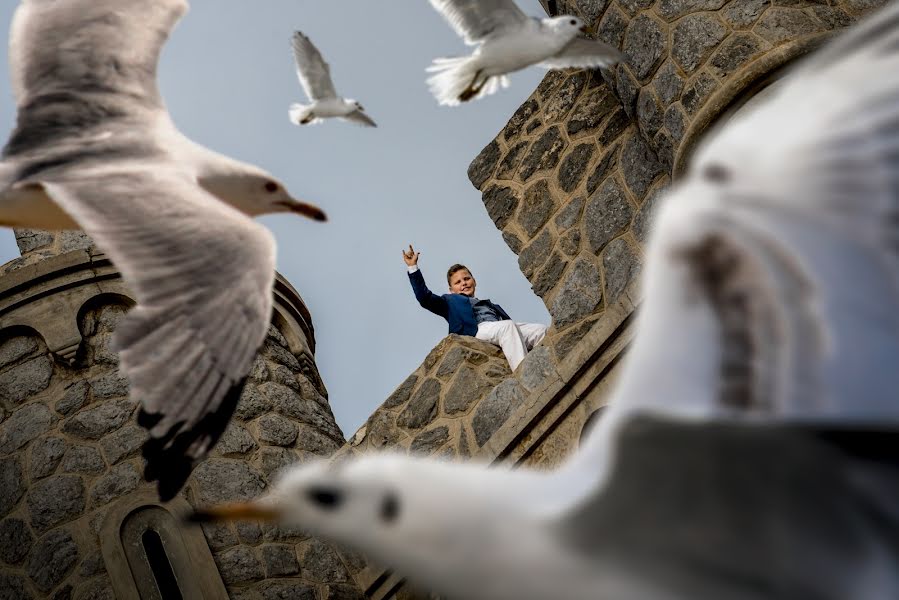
[0,230,365,600]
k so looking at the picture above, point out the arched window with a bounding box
[580,406,607,445]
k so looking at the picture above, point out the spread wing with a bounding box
[539,37,625,70]
[6,0,186,155]
[291,31,338,101]
[428,0,530,45]
[33,166,276,499]
[342,109,377,128]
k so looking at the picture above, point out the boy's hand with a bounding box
[402,244,420,267]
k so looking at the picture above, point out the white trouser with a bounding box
[475,321,548,371]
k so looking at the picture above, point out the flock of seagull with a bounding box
[0,0,897,597]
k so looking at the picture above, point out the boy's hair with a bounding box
[446,264,471,284]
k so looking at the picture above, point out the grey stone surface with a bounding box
[201,522,238,551]
[536,70,565,100]
[410,426,450,455]
[519,346,556,392]
[363,412,401,449]
[216,423,257,456]
[532,252,568,298]
[261,382,343,441]
[397,378,440,430]
[55,382,88,417]
[260,446,297,478]
[473,380,526,447]
[559,229,581,256]
[584,178,634,255]
[618,0,654,15]
[80,303,127,338]
[57,231,93,254]
[710,33,766,79]
[235,384,273,421]
[14,229,53,254]
[0,573,31,600]
[811,5,853,28]
[385,374,418,409]
[73,578,114,600]
[636,88,663,139]
[27,475,85,532]
[633,185,666,244]
[236,521,263,545]
[518,126,567,181]
[99,424,145,464]
[517,229,552,279]
[324,584,366,600]
[502,98,539,141]
[88,372,129,400]
[495,141,528,180]
[755,8,819,44]
[597,108,631,147]
[0,518,32,564]
[518,180,556,238]
[61,400,132,440]
[468,141,501,189]
[26,528,79,592]
[586,147,619,196]
[436,346,489,380]
[262,342,302,372]
[0,456,25,517]
[658,0,726,20]
[672,14,728,74]
[597,7,628,48]
[652,61,685,105]
[554,196,585,231]
[723,0,768,28]
[622,14,665,80]
[502,231,523,254]
[557,144,596,193]
[300,539,349,582]
[262,543,300,576]
[444,366,493,416]
[0,356,53,405]
[663,104,687,143]
[194,459,266,504]
[603,237,642,305]
[61,445,105,475]
[544,72,588,123]
[682,71,719,115]
[482,186,519,230]
[0,403,55,454]
[249,356,269,383]
[551,258,603,328]
[215,546,265,584]
[621,132,665,198]
[258,414,299,447]
[90,462,139,506]
[259,582,317,600]
[567,87,619,136]
[30,436,67,480]
[553,317,599,358]
[0,336,39,369]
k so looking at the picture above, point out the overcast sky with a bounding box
[0,0,551,436]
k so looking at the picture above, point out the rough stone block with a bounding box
[90,462,139,506]
[518,180,556,238]
[0,336,39,369]
[682,72,718,115]
[27,475,85,532]
[397,378,441,430]
[89,372,129,400]
[258,414,299,447]
[0,356,53,405]
[61,445,105,475]
[259,446,298,479]
[532,252,568,298]
[99,424,146,464]
[658,0,726,21]
[201,522,238,551]
[259,582,317,600]
[482,186,519,230]
[620,133,665,199]
[0,517,33,564]
[62,400,132,440]
[384,374,418,409]
[502,98,539,142]
[473,380,526,447]
[584,178,634,255]
[0,403,56,454]
[467,140,501,189]
[74,577,114,600]
[495,140,528,181]
[518,126,567,182]
[55,382,89,416]
[557,143,596,193]
[652,61,686,105]
[262,543,300,576]
[567,87,619,136]
[710,33,766,79]
[235,384,273,421]
[215,423,257,456]
[544,72,588,123]
[518,229,553,279]
[551,258,603,328]
[0,573,30,600]
[603,237,642,305]
[299,539,349,583]
[215,546,265,585]
[193,459,266,505]
[30,436,67,480]
[26,528,79,592]
[519,346,557,393]
[755,8,819,44]
[672,14,729,74]
[622,14,665,80]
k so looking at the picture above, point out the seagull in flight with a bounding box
[0,0,327,501]
[191,3,899,598]
[425,0,624,105]
[289,31,376,127]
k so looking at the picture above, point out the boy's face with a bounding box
[449,269,476,297]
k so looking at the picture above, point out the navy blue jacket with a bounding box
[408,269,511,336]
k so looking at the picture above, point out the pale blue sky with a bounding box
[0,0,551,436]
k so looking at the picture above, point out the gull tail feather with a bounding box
[426,56,504,106]
[288,103,320,126]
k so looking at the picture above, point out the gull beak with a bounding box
[579,26,589,34]
[186,501,283,524]
[278,199,328,222]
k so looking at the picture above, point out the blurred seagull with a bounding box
[425,0,624,105]
[191,3,899,599]
[0,0,327,501]
[289,31,376,127]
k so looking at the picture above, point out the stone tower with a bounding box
[0,230,366,600]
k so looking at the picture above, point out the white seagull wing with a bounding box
[7,0,185,112]
[428,0,530,45]
[538,37,625,70]
[291,31,338,101]
[32,167,276,497]
[342,109,377,128]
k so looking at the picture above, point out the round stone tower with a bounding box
[0,230,366,600]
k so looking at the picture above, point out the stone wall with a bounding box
[0,248,364,600]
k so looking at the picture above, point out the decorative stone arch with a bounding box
[100,491,228,600]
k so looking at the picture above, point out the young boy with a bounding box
[403,244,547,370]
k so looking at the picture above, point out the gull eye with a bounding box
[570,19,577,25]
[702,163,732,184]
[264,181,279,193]
[306,486,343,510]
[380,492,400,524]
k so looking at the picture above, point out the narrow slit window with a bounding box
[141,529,184,600]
